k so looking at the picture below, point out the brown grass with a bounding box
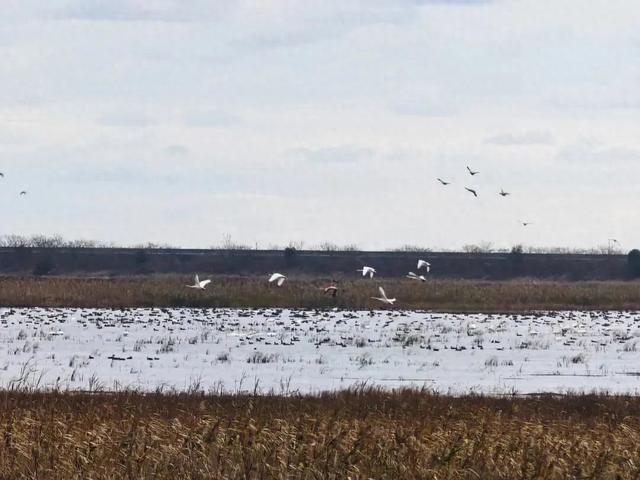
[0,388,639,479]
[0,275,639,311]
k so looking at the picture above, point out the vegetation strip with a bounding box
[0,275,639,310]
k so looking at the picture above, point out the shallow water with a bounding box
[1,307,640,394]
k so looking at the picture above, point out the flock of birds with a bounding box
[0,172,27,196]
[438,165,532,227]
[187,258,433,306]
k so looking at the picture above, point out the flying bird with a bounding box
[357,266,376,279]
[268,273,287,286]
[465,187,478,197]
[406,272,427,282]
[0,172,4,177]
[499,189,510,197]
[466,166,479,176]
[186,274,211,290]
[417,259,431,272]
[521,221,533,227]
[371,286,396,305]
[19,191,27,196]
[323,285,338,297]
[437,178,451,186]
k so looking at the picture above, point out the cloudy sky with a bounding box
[0,0,639,250]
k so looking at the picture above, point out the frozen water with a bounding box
[1,307,640,394]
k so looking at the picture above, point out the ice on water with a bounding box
[1,307,640,394]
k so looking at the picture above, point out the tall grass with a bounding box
[0,388,639,478]
[0,275,639,310]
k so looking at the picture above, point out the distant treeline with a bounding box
[0,234,628,255]
[0,241,639,280]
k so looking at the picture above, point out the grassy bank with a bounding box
[0,388,638,478]
[0,275,639,311]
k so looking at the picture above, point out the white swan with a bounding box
[186,274,211,290]
[406,272,426,282]
[371,286,396,305]
[417,259,431,272]
[268,273,287,286]
[357,266,376,278]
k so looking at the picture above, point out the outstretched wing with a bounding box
[269,273,282,283]
[378,286,387,299]
[277,276,286,286]
[199,279,211,288]
[194,274,200,284]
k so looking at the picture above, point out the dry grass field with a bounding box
[0,275,639,311]
[0,388,638,479]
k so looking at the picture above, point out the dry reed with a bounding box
[0,388,639,479]
[0,275,639,311]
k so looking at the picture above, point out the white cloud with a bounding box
[485,131,554,146]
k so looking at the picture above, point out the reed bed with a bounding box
[0,275,639,311]
[0,388,639,479]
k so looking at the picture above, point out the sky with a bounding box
[0,0,639,250]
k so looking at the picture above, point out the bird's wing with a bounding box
[269,273,281,282]
[194,274,199,284]
[277,277,286,286]
[378,286,387,298]
[200,279,211,287]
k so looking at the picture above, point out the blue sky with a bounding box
[0,0,639,249]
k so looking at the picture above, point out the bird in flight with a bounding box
[437,178,451,186]
[521,221,533,227]
[406,272,427,282]
[371,286,396,305]
[417,259,431,272]
[19,191,27,196]
[268,273,287,286]
[499,189,510,197]
[357,266,376,279]
[323,285,338,297]
[186,274,211,290]
[466,166,479,176]
[0,172,4,178]
[465,187,478,197]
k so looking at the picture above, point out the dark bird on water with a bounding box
[499,189,510,197]
[465,187,478,197]
[466,166,479,176]
[437,178,451,186]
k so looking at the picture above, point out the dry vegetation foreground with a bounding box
[0,388,639,479]
[1,275,640,311]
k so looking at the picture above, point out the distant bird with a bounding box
[417,259,431,272]
[186,274,211,290]
[499,189,510,197]
[19,191,26,196]
[465,187,478,197]
[406,272,426,282]
[268,273,287,286]
[437,178,451,186]
[521,221,533,227]
[371,286,396,305]
[466,166,479,176]
[0,172,4,178]
[323,285,338,297]
[357,266,376,279]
